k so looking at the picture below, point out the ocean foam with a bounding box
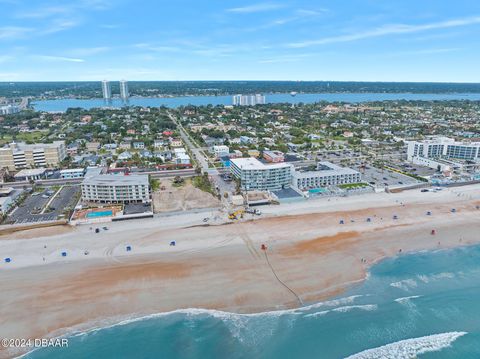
[394,295,422,305]
[62,294,369,344]
[305,304,377,318]
[389,278,418,291]
[345,331,467,359]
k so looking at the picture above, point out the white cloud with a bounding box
[68,47,111,56]
[0,26,32,39]
[227,2,285,14]
[41,19,80,34]
[34,55,85,63]
[288,16,480,48]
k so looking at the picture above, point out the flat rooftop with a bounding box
[14,168,47,177]
[60,168,85,173]
[230,157,291,170]
[82,174,149,186]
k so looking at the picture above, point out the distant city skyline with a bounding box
[1,0,480,82]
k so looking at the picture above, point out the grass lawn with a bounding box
[338,182,369,189]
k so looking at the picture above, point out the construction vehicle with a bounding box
[228,209,245,220]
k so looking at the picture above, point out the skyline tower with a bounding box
[101,80,111,100]
[120,80,129,99]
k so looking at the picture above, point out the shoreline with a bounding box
[1,185,480,358]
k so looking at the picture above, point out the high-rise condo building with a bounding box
[407,137,480,161]
[0,141,67,171]
[101,80,112,100]
[232,94,266,106]
[120,80,129,99]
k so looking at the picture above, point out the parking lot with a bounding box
[8,185,80,224]
[354,165,420,188]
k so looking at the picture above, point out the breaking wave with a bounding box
[305,304,378,318]
[345,331,467,359]
[394,295,422,305]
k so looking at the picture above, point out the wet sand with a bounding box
[1,185,479,358]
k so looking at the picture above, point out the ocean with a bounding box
[31,92,480,112]
[26,244,480,359]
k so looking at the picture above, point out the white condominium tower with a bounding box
[232,94,266,106]
[120,80,129,99]
[101,80,112,100]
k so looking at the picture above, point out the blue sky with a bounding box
[1,0,480,81]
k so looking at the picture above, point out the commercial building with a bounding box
[101,80,111,100]
[119,80,129,99]
[230,157,292,191]
[212,145,229,158]
[81,174,150,204]
[292,162,361,190]
[407,137,480,161]
[232,94,266,106]
[0,141,66,171]
[60,168,86,179]
[263,150,284,163]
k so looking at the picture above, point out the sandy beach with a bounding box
[1,185,480,358]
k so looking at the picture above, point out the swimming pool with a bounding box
[86,210,113,218]
[308,188,326,194]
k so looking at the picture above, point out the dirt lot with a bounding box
[152,178,221,213]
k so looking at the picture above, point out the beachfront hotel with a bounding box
[81,174,151,204]
[407,136,480,161]
[292,162,362,190]
[0,141,67,171]
[230,157,292,191]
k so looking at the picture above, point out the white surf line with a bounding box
[345,331,467,359]
[40,185,63,214]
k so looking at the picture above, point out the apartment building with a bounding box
[81,174,150,204]
[0,141,66,171]
[230,157,292,191]
[407,137,480,161]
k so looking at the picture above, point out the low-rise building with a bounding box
[292,162,361,190]
[212,145,229,158]
[86,142,101,153]
[230,157,292,191]
[263,150,284,163]
[169,138,183,147]
[81,174,150,204]
[119,141,131,150]
[14,168,47,181]
[133,141,145,150]
[60,168,86,179]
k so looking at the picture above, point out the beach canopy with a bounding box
[170,241,176,246]
[61,252,67,257]
[126,246,132,251]
[4,257,11,263]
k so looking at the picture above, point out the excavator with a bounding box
[228,209,245,220]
